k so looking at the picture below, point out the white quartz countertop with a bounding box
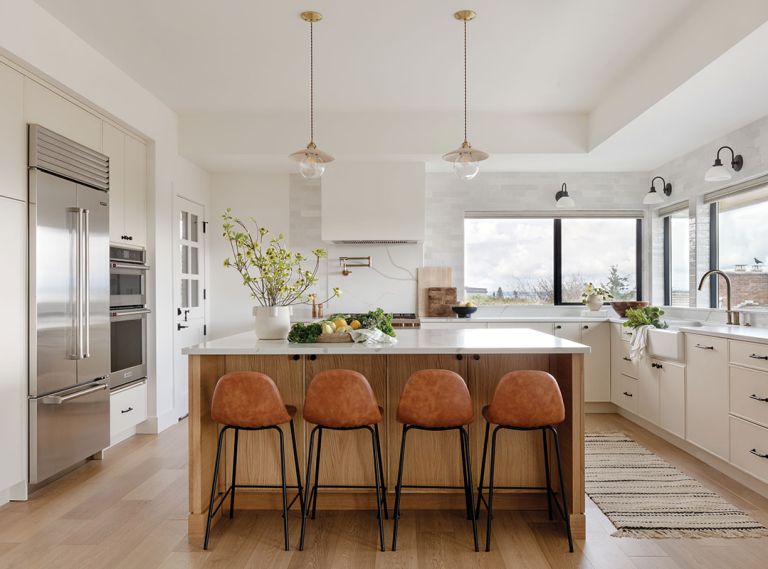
[679,325,768,344]
[184,328,591,356]
[420,316,610,323]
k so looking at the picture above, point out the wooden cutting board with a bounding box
[426,287,457,317]
[417,267,453,316]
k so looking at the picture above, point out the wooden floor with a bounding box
[2,413,768,568]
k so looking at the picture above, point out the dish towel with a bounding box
[349,328,398,346]
[629,325,651,359]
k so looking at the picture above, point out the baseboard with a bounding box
[109,426,138,447]
[0,479,29,505]
[616,408,768,499]
[137,408,180,435]
[585,401,617,414]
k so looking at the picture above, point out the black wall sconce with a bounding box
[555,182,575,208]
[705,146,744,182]
[643,176,672,205]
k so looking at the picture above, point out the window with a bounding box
[464,216,642,305]
[709,186,768,309]
[663,208,690,307]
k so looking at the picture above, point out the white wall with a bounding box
[209,173,289,338]
[0,0,210,439]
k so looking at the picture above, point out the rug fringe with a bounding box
[611,527,768,539]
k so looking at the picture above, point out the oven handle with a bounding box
[110,262,151,271]
[111,308,152,317]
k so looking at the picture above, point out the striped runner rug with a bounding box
[585,432,768,538]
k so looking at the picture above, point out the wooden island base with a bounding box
[188,350,585,542]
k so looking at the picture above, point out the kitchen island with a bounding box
[185,328,589,541]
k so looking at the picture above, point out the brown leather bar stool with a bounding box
[475,370,573,552]
[204,372,304,551]
[299,369,387,551]
[392,369,479,552]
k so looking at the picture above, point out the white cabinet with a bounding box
[612,373,639,414]
[555,322,609,402]
[0,63,25,201]
[685,333,729,461]
[658,360,686,439]
[489,322,554,334]
[102,123,147,247]
[0,197,26,492]
[23,77,102,151]
[729,416,768,484]
[110,380,148,445]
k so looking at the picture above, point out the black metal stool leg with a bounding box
[391,425,408,551]
[299,425,319,551]
[551,427,574,552]
[276,427,289,551]
[229,428,239,519]
[289,419,305,514]
[461,427,479,552]
[460,428,472,520]
[542,428,553,521]
[310,427,323,519]
[203,426,228,550]
[485,426,500,552]
[374,424,388,520]
[369,426,386,552]
[475,421,490,518]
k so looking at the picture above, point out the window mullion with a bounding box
[554,219,562,305]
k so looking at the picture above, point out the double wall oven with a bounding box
[110,245,150,390]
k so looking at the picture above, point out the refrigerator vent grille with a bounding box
[29,124,109,191]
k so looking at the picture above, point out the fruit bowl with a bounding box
[610,301,649,318]
[452,306,478,319]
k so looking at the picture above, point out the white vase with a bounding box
[586,294,603,311]
[253,306,292,340]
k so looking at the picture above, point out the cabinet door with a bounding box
[637,358,659,424]
[659,361,685,438]
[0,197,26,490]
[553,323,581,342]
[102,123,125,243]
[23,77,102,151]
[581,322,610,402]
[685,334,729,460]
[123,135,147,247]
[0,63,25,201]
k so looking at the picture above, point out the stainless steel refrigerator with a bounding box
[28,125,111,484]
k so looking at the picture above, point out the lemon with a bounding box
[332,317,347,330]
[350,319,361,330]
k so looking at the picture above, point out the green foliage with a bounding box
[329,308,396,337]
[287,322,323,343]
[623,306,668,329]
[221,209,340,306]
[601,265,633,300]
[581,282,614,303]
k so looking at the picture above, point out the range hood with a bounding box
[321,162,426,244]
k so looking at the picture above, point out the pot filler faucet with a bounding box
[698,269,740,326]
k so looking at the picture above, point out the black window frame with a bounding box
[709,202,719,308]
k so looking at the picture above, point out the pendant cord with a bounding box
[310,21,314,145]
[463,19,467,144]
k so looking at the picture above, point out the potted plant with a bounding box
[581,283,613,311]
[222,209,339,339]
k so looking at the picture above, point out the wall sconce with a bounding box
[705,145,744,182]
[643,176,672,205]
[339,256,371,276]
[555,182,575,208]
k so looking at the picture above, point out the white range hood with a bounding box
[321,162,426,244]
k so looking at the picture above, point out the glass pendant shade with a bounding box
[556,194,576,208]
[642,188,665,205]
[289,143,333,180]
[704,162,731,182]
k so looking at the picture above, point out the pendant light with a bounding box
[289,11,333,180]
[442,10,488,181]
[643,176,672,205]
[555,183,575,208]
[704,145,743,182]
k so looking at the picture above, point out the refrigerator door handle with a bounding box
[82,208,90,358]
[69,207,84,360]
[41,381,108,405]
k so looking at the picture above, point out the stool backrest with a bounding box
[303,369,382,427]
[396,369,474,427]
[488,370,565,427]
[211,371,291,428]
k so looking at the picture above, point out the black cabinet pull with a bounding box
[473,354,480,361]
[749,394,768,403]
[651,362,663,369]
[309,354,317,361]
[292,355,300,361]
[749,354,768,360]
[695,344,714,350]
[177,323,188,331]
[121,406,134,414]
[583,325,589,330]
[623,357,632,362]
[456,354,463,361]
[623,391,633,397]
[749,449,768,460]
[555,325,562,330]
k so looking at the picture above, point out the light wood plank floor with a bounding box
[2,414,768,569]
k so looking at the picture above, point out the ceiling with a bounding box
[33,0,768,173]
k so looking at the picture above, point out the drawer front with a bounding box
[617,342,640,379]
[730,366,768,428]
[619,326,633,343]
[687,333,728,359]
[110,380,147,436]
[730,340,768,372]
[730,416,768,484]
[612,373,639,414]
